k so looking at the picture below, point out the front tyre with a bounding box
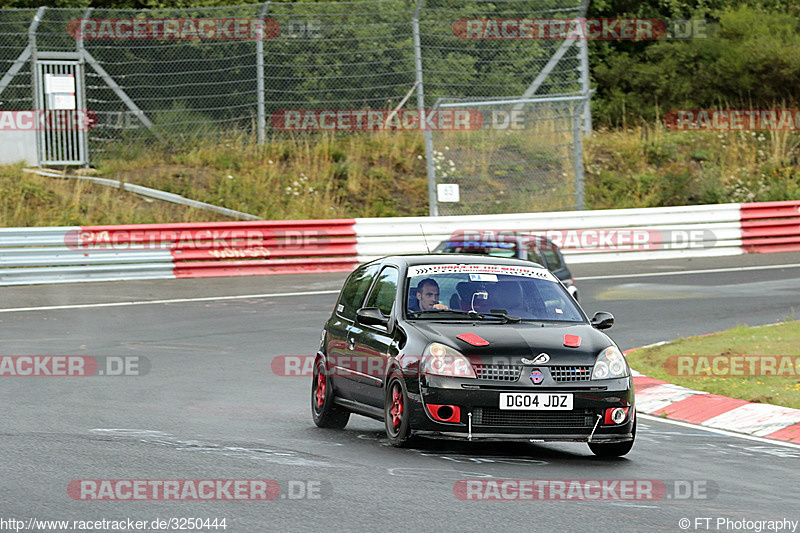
[588,419,636,457]
[311,359,350,429]
[384,373,415,447]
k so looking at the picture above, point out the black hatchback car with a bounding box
[312,255,635,457]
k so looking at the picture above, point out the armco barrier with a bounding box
[2,202,799,286]
[740,201,800,254]
[0,220,358,286]
[354,203,744,264]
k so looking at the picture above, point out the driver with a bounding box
[414,278,449,311]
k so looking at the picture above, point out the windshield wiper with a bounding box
[408,309,520,323]
[408,309,478,318]
[479,311,521,323]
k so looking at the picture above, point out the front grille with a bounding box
[473,407,594,427]
[550,366,593,382]
[473,364,522,381]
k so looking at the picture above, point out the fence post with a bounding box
[573,106,585,210]
[579,41,591,136]
[256,2,271,145]
[413,0,437,216]
[76,8,93,166]
[29,6,46,167]
[579,0,591,136]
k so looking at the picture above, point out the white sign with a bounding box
[45,74,75,94]
[437,183,460,203]
[52,94,76,110]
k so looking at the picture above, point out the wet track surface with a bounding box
[1,253,799,532]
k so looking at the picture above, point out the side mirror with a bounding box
[590,311,614,330]
[356,307,389,327]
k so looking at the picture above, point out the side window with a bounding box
[364,266,399,316]
[337,263,379,320]
[541,249,564,271]
[527,248,544,266]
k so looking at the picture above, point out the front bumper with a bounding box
[413,431,634,443]
[409,374,635,442]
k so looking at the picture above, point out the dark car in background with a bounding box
[433,235,579,301]
[311,255,635,457]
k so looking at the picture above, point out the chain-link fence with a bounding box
[431,96,586,215]
[0,0,589,215]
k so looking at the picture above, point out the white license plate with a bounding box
[499,393,573,410]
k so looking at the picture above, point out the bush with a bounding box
[589,4,800,127]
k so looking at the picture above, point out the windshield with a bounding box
[433,240,518,258]
[406,264,583,322]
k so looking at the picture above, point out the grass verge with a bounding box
[626,321,800,410]
[0,164,230,226]
[1,123,799,226]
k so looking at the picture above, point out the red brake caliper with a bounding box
[389,386,403,427]
[316,372,326,408]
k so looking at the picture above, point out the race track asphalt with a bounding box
[1,252,799,532]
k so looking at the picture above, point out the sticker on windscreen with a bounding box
[469,273,497,282]
[407,264,557,282]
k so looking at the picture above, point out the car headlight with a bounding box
[591,346,629,380]
[422,342,476,378]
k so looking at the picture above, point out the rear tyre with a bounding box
[588,419,636,457]
[312,359,350,429]
[384,373,415,447]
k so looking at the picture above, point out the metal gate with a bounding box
[33,55,88,166]
[429,95,589,216]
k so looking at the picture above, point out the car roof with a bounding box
[378,254,550,269]
[436,235,558,247]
